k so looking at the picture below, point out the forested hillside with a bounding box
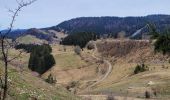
[1,14,170,42]
[50,14,170,37]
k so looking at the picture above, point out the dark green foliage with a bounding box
[149,23,170,55]
[45,74,56,84]
[148,23,160,39]
[134,64,149,74]
[15,44,37,53]
[154,32,170,55]
[28,44,56,74]
[51,15,170,37]
[61,32,97,48]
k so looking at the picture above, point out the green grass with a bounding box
[7,67,80,100]
[0,60,80,100]
[54,53,87,69]
[17,35,47,44]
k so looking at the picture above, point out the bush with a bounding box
[86,42,95,50]
[134,64,149,74]
[74,46,81,55]
[107,94,115,100]
[145,91,151,99]
[66,81,79,92]
[45,74,56,84]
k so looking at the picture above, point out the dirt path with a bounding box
[88,59,112,88]
[79,41,113,93]
[88,42,112,88]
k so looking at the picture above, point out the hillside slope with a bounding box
[2,14,170,42]
[1,28,67,44]
[2,39,170,100]
[0,49,80,100]
[85,39,170,99]
[51,14,170,36]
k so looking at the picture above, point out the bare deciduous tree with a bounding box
[0,0,36,99]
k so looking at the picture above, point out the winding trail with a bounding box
[81,41,113,91]
[88,59,112,88]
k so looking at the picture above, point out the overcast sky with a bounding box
[0,0,170,29]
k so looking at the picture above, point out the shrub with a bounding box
[107,94,116,100]
[45,74,56,84]
[66,81,78,92]
[70,81,78,88]
[153,90,157,97]
[86,42,95,50]
[134,64,149,74]
[145,91,151,99]
[74,46,81,55]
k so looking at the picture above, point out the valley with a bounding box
[0,36,170,99]
[1,0,170,99]
[38,39,170,100]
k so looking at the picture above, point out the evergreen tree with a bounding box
[134,64,149,74]
[154,32,170,55]
[28,44,56,74]
[61,32,97,48]
[148,23,160,39]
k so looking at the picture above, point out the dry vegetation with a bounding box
[0,46,80,99]
[41,39,170,100]
[1,38,170,100]
[84,39,170,99]
[42,44,100,89]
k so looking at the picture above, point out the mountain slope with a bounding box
[0,49,80,100]
[2,14,170,43]
[1,28,66,44]
[50,14,170,36]
[89,39,170,99]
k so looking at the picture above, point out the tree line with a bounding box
[15,44,39,53]
[51,15,170,37]
[61,32,98,48]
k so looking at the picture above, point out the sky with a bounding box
[0,0,170,29]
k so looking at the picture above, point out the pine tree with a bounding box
[61,32,97,48]
[28,44,56,74]
[154,32,170,55]
[148,23,160,39]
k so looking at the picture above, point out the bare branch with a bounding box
[8,9,15,14]
[0,0,37,99]
[7,50,23,62]
[2,0,37,39]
